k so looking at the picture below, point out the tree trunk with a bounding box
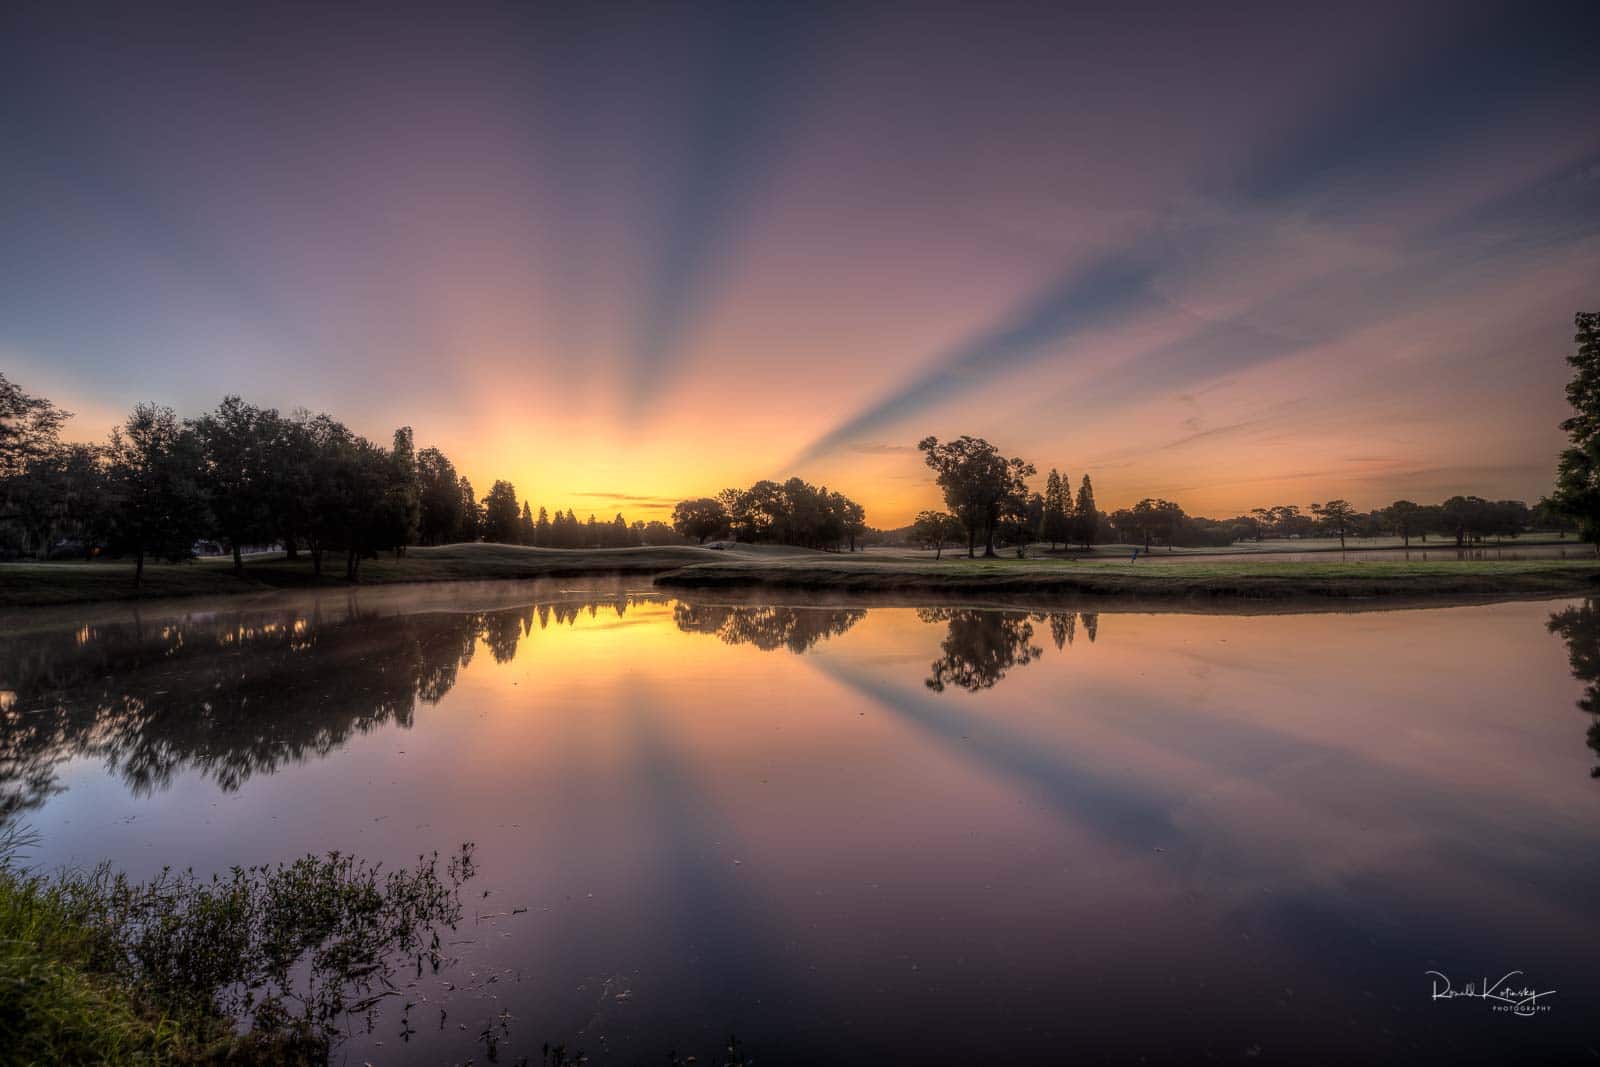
[232,542,243,575]
[135,546,145,588]
[284,535,299,560]
[312,547,323,577]
[983,517,996,558]
[1402,529,1410,548]
[935,542,942,560]
[1338,529,1346,549]
[1144,530,1151,552]
[967,526,977,558]
[346,548,357,581]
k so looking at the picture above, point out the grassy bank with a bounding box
[0,543,739,607]
[652,556,1600,599]
[5,543,1600,607]
[0,832,475,1065]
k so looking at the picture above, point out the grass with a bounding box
[651,555,1600,599]
[0,543,740,607]
[5,542,1600,607]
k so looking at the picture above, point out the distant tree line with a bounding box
[670,478,869,551]
[0,380,693,582]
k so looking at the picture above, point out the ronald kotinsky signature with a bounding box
[1426,971,1556,1017]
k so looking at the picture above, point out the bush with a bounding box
[0,827,476,1064]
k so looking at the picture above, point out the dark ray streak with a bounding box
[626,3,839,416]
[791,249,1161,464]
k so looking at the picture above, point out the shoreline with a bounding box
[4,543,1600,608]
[650,558,1600,600]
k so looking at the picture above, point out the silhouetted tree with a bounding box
[1553,312,1600,548]
[1311,499,1358,549]
[1383,500,1421,547]
[7,442,105,558]
[191,397,279,573]
[416,446,463,545]
[104,404,209,585]
[480,480,521,544]
[918,435,1035,557]
[912,509,959,559]
[520,502,536,546]
[1042,469,1072,550]
[0,372,69,484]
[1073,474,1098,549]
[382,426,421,555]
[456,477,481,542]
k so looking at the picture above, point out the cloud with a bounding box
[572,491,681,507]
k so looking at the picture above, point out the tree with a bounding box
[0,372,70,483]
[456,477,481,542]
[1440,495,1487,547]
[480,480,521,544]
[911,510,959,560]
[416,447,463,545]
[381,426,421,555]
[1073,474,1098,549]
[917,435,1035,557]
[328,436,398,580]
[1311,499,1358,549]
[672,497,729,544]
[1042,469,1072,550]
[104,404,209,586]
[535,506,550,546]
[191,397,279,574]
[1382,500,1421,547]
[520,502,537,546]
[1552,312,1600,549]
[1113,498,1184,551]
[835,493,867,552]
[8,442,105,558]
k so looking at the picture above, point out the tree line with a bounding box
[893,431,1552,557]
[0,380,697,582]
[1107,495,1545,552]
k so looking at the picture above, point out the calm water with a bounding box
[3,582,1598,1064]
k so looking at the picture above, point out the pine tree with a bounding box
[520,501,536,545]
[1073,474,1098,549]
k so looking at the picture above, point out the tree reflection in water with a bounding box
[0,593,641,824]
[0,596,1106,822]
[916,609,1097,693]
[672,602,865,653]
[1546,598,1600,778]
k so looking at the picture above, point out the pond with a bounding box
[3,581,1598,1064]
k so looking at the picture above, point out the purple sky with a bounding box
[3,1,1597,523]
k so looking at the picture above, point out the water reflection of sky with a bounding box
[3,584,1597,1064]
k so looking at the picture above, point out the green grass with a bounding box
[5,542,1599,607]
[0,543,745,607]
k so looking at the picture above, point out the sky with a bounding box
[3,1,1598,527]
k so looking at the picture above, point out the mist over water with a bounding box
[4,581,1597,1064]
